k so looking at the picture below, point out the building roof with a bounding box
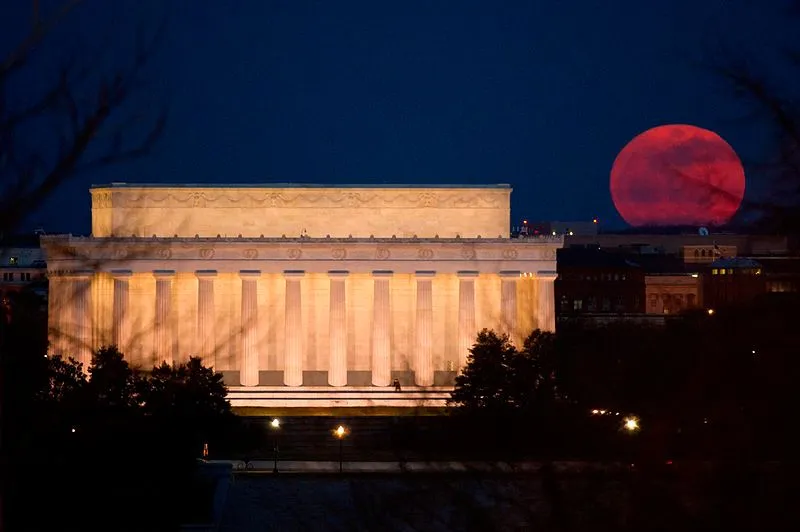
[557,248,641,269]
[710,257,762,268]
[92,182,512,190]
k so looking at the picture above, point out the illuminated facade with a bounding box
[43,184,562,408]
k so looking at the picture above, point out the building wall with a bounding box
[90,185,512,239]
[644,275,701,314]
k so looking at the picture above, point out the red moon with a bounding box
[610,124,746,227]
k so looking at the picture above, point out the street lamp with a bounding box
[334,425,347,473]
[623,417,640,432]
[270,418,280,473]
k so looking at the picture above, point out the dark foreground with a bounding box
[218,463,799,532]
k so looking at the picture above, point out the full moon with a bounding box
[610,124,746,227]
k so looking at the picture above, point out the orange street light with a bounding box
[270,418,281,473]
[334,425,348,473]
[623,417,640,432]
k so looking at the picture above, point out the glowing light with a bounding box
[623,417,640,431]
[592,218,598,224]
[591,409,599,415]
[599,410,606,415]
[707,309,715,316]
[691,273,699,278]
[523,220,528,224]
[71,427,76,433]
[568,231,574,236]
[335,425,347,439]
[270,418,280,429]
[551,231,556,236]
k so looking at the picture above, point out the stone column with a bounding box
[196,270,217,365]
[240,270,261,387]
[414,271,435,386]
[71,271,93,371]
[153,270,175,367]
[536,270,558,332]
[48,273,72,357]
[284,270,305,387]
[328,270,349,387]
[112,270,132,351]
[457,271,478,370]
[499,271,520,340]
[371,270,392,387]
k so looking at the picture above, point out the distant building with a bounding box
[644,274,701,314]
[565,232,789,256]
[555,248,644,322]
[0,234,48,323]
[702,257,766,309]
[555,228,797,317]
[514,220,598,238]
[759,257,800,294]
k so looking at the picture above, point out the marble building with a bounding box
[43,184,562,408]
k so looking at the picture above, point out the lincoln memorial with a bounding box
[43,184,562,408]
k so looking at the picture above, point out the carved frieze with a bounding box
[91,187,510,210]
[40,235,564,268]
[92,190,112,209]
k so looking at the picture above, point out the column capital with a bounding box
[195,269,217,278]
[284,270,305,278]
[457,270,480,279]
[328,270,350,278]
[153,269,176,279]
[498,270,521,279]
[536,270,558,282]
[415,270,436,278]
[111,269,133,279]
[371,270,393,278]
[239,270,261,278]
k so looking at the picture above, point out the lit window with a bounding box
[573,299,583,311]
[720,269,726,275]
[712,269,718,275]
[9,257,18,266]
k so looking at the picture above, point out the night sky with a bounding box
[2,0,793,234]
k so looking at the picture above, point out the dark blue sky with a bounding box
[2,0,792,234]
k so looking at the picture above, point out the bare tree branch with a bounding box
[0,0,83,81]
[0,0,167,234]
